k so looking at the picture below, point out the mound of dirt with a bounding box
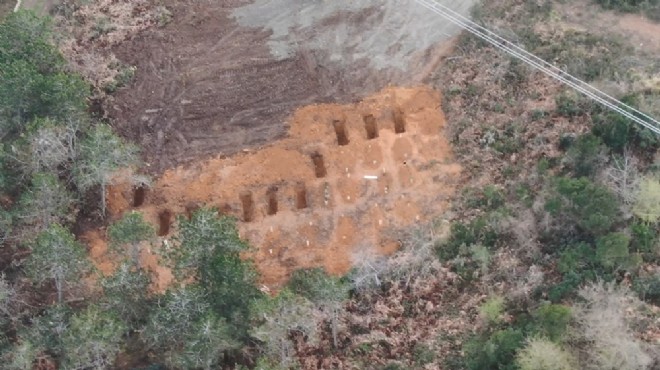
[93,86,460,289]
[108,0,474,172]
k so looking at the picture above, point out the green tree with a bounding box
[167,208,262,330]
[250,290,318,368]
[108,211,153,267]
[24,224,90,303]
[100,262,152,328]
[564,134,604,178]
[143,285,238,369]
[465,328,525,370]
[0,12,87,136]
[596,232,633,269]
[59,305,125,370]
[0,11,64,73]
[533,304,572,342]
[16,173,75,238]
[548,177,620,236]
[288,268,349,348]
[74,124,138,217]
[168,208,248,279]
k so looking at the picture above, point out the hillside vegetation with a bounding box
[0,0,659,369]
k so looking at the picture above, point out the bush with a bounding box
[548,177,619,236]
[465,328,525,370]
[555,92,590,117]
[633,177,660,223]
[630,221,657,254]
[464,185,506,211]
[591,95,660,153]
[479,296,505,326]
[547,272,586,303]
[436,216,500,261]
[413,343,436,366]
[595,232,632,269]
[633,274,660,304]
[516,338,578,370]
[557,242,597,275]
[563,134,604,178]
[533,304,572,342]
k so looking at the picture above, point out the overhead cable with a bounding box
[415,0,660,135]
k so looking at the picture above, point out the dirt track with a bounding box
[109,0,475,172]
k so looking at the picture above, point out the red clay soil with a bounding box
[90,86,460,290]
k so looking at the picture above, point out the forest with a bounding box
[0,0,660,369]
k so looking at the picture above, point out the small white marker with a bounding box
[269,249,273,254]
[306,240,310,246]
[364,175,378,180]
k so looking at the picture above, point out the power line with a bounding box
[415,0,660,135]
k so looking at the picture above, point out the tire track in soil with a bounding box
[109,0,474,173]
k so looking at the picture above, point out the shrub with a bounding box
[595,232,632,269]
[630,221,657,254]
[591,94,659,153]
[479,296,505,326]
[533,304,572,342]
[555,92,589,117]
[516,338,578,370]
[557,242,597,275]
[548,177,619,236]
[413,343,436,366]
[465,328,525,370]
[548,272,588,303]
[436,216,499,261]
[464,185,506,211]
[470,244,491,274]
[633,177,660,223]
[633,274,660,304]
[563,134,604,178]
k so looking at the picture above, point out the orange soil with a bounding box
[90,86,460,290]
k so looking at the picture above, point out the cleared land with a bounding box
[108,0,475,171]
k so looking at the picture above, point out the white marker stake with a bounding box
[363,175,378,180]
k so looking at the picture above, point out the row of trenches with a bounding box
[135,109,410,237]
[152,183,311,236]
[333,108,406,146]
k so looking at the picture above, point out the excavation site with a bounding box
[87,0,475,288]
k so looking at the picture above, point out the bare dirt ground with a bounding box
[108,0,474,172]
[88,86,460,289]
